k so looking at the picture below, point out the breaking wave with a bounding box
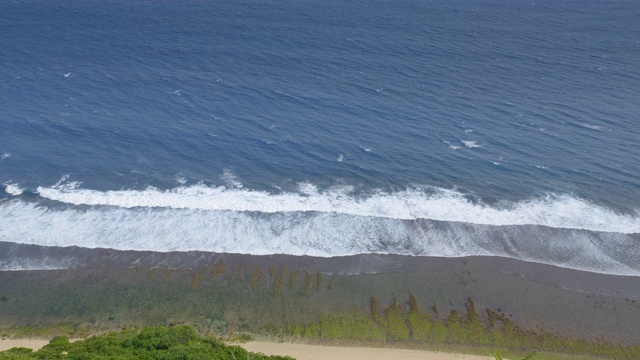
[32,182,639,234]
[3,183,24,196]
[1,182,639,275]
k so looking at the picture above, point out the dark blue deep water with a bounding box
[1,0,639,274]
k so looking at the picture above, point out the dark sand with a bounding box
[1,241,639,344]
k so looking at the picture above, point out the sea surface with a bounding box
[1,0,639,275]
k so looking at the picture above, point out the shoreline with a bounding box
[2,241,639,297]
[0,338,495,360]
[241,341,493,360]
[1,241,640,357]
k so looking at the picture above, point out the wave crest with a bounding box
[34,183,639,234]
[3,183,25,196]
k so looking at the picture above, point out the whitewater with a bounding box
[28,183,640,234]
[2,181,639,276]
[1,0,639,275]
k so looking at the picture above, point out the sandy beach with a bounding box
[0,339,492,360]
[0,339,49,352]
[241,342,493,360]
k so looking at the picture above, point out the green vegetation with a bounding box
[303,272,312,295]
[320,313,386,342]
[274,268,285,297]
[315,272,322,292]
[285,295,640,360]
[370,296,379,320]
[0,325,293,360]
[495,350,536,360]
[251,267,263,289]
[288,269,299,290]
[191,273,201,290]
[211,262,227,277]
[382,298,409,341]
[2,324,82,340]
[162,268,178,279]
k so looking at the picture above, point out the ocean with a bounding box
[1,0,638,275]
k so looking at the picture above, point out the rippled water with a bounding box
[1,0,639,274]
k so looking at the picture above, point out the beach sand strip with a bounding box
[242,341,493,360]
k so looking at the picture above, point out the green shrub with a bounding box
[0,326,294,360]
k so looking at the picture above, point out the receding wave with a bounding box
[34,183,639,234]
[0,198,639,276]
[0,256,73,271]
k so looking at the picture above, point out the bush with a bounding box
[0,326,294,360]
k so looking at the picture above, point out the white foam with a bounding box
[0,257,72,271]
[53,175,70,187]
[3,183,24,196]
[443,140,461,150]
[579,123,602,131]
[220,170,243,189]
[297,182,319,196]
[0,153,9,160]
[0,200,638,276]
[33,182,639,234]
[461,140,482,148]
[532,164,549,169]
[337,154,345,162]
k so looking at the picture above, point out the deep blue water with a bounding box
[1,0,639,274]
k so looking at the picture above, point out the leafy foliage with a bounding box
[0,326,294,360]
